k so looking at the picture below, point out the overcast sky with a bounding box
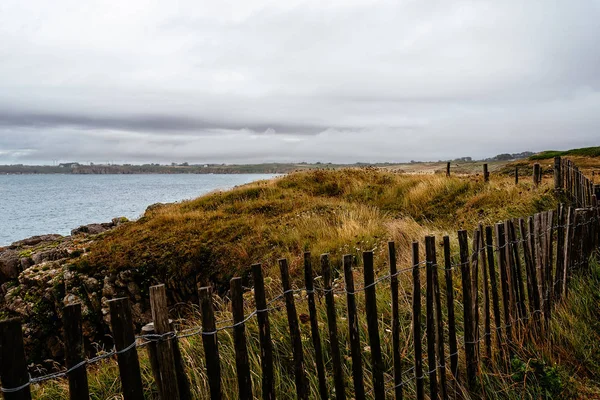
[1,0,600,164]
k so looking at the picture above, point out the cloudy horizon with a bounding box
[1,0,600,165]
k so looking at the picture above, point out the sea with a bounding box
[0,174,276,246]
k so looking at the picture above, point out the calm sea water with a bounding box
[0,174,276,246]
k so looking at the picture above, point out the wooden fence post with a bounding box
[446,162,451,177]
[479,228,492,364]
[149,285,181,400]
[483,164,489,182]
[108,297,144,400]
[533,163,541,187]
[141,323,163,399]
[251,263,275,400]
[63,303,89,400]
[363,251,385,400]
[554,205,565,302]
[199,287,222,400]
[279,258,309,400]
[502,222,517,334]
[428,236,447,399]
[563,208,574,298]
[519,218,540,325]
[303,253,328,400]
[545,211,555,322]
[458,230,477,389]
[443,236,459,381]
[230,277,253,400]
[388,242,404,400]
[425,237,438,400]
[494,223,512,345]
[554,156,562,191]
[412,242,425,400]
[321,254,346,400]
[0,319,32,400]
[471,229,481,362]
[508,221,527,321]
[485,226,503,354]
[343,254,365,399]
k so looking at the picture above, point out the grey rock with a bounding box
[0,250,21,282]
[9,234,63,249]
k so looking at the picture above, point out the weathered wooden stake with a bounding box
[199,287,222,400]
[412,242,425,400]
[62,303,89,400]
[533,163,541,187]
[343,254,365,399]
[458,230,477,389]
[150,285,181,400]
[0,319,32,400]
[494,223,512,345]
[443,236,459,381]
[230,278,253,400]
[485,226,503,353]
[554,205,565,302]
[389,242,404,400]
[483,164,490,182]
[108,297,144,400]
[322,254,346,400]
[279,258,309,400]
[141,323,163,399]
[303,253,328,400]
[554,156,562,190]
[425,237,438,400]
[363,251,385,400]
[251,264,275,400]
[479,228,492,363]
[428,236,447,399]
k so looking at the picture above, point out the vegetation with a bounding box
[75,168,558,288]
[10,156,600,399]
[31,249,600,399]
[528,146,600,160]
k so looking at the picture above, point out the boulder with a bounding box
[0,249,21,282]
[9,234,63,249]
[71,223,110,236]
[31,248,69,265]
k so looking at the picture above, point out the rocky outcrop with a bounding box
[0,217,134,365]
[70,217,128,236]
[0,249,21,281]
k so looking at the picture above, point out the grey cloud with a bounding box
[1,0,600,164]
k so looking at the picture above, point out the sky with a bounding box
[1,0,600,164]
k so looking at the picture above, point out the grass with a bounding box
[528,147,600,160]
[22,164,598,399]
[75,168,559,289]
[30,251,600,399]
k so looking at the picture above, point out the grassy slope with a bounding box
[27,163,600,399]
[75,168,557,288]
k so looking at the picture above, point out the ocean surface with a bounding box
[0,174,276,246]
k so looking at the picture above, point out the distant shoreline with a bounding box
[0,158,526,175]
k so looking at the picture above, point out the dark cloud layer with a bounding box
[1,0,600,164]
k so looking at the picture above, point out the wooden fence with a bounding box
[1,157,599,400]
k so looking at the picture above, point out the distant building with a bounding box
[58,162,80,168]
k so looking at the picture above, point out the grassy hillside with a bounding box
[8,164,600,399]
[75,168,557,288]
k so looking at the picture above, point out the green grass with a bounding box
[529,146,600,160]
